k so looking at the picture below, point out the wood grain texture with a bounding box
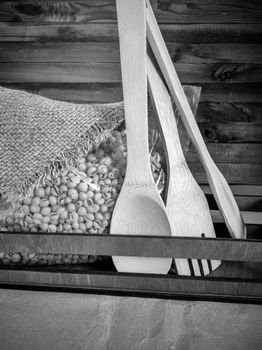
[0,23,261,43]
[189,163,262,185]
[176,86,201,159]
[1,43,261,63]
[0,84,261,108]
[211,210,262,225]
[0,62,121,83]
[110,0,172,274]
[208,196,262,212]
[0,0,261,24]
[187,143,262,163]
[200,84,262,103]
[148,54,220,276]
[151,0,262,24]
[1,62,262,83]
[198,103,262,122]
[147,0,246,239]
[0,1,118,23]
[0,233,261,261]
[202,184,262,197]
[0,82,124,103]
[198,122,262,143]
[203,184,262,217]
[0,42,121,63]
[0,0,261,298]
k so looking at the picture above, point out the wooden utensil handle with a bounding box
[117,0,152,183]
[148,57,185,166]
[146,0,212,168]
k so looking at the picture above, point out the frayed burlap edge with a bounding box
[0,101,124,214]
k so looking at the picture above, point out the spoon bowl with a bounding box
[111,189,173,274]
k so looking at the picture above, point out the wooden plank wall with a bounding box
[0,0,261,187]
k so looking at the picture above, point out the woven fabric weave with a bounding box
[0,86,124,204]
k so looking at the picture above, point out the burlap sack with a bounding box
[0,86,124,207]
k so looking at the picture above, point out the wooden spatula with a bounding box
[146,0,246,239]
[148,54,221,276]
[110,0,172,274]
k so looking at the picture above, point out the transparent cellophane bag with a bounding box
[0,123,165,267]
[0,85,199,268]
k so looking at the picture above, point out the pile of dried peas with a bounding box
[0,129,165,266]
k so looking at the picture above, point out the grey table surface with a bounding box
[0,288,261,350]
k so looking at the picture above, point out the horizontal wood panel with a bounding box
[0,233,261,261]
[0,42,120,63]
[168,44,262,64]
[197,103,262,122]
[0,23,261,43]
[208,196,262,212]
[200,84,262,103]
[211,210,262,225]
[202,184,262,197]
[0,1,118,23]
[0,62,121,83]
[1,63,262,83]
[189,163,262,184]
[1,43,261,64]
[198,122,262,143]
[0,82,124,103]
[1,83,261,104]
[151,0,262,24]
[186,143,262,163]
[202,185,262,212]
[0,1,261,24]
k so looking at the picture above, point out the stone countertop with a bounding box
[0,288,261,350]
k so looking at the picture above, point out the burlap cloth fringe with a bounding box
[0,86,124,206]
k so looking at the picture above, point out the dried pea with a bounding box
[85,213,95,221]
[93,221,101,229]
[97,164,108,174]
[40,199,49,208]
[71,176,80,185]
[79,223,86,231]
[31,197,41,206]
[78,207,87,216]
[95,212,103,221]
[23,197,32,206]
[48,196,56,206]
[72,221,79,230]
[11,253,21,263]
[63,223,72,231]
[35,187,45,198]
[85,220,93,229]
[48,224,56,233]
[78,182,88,192]
[92,204,100,213]
[87,167,96,177]
[86,206,94,214]
[79,192,87,201]
[78,163,87,171]
[89,229,98,234]
[86,191,94,199]
[67,181,76,189]
[71,212,79,222]
[41,207,51,216]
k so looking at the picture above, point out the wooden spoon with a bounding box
[148,55,221,276]
[110,0,172,274]
[146,0,246,239]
